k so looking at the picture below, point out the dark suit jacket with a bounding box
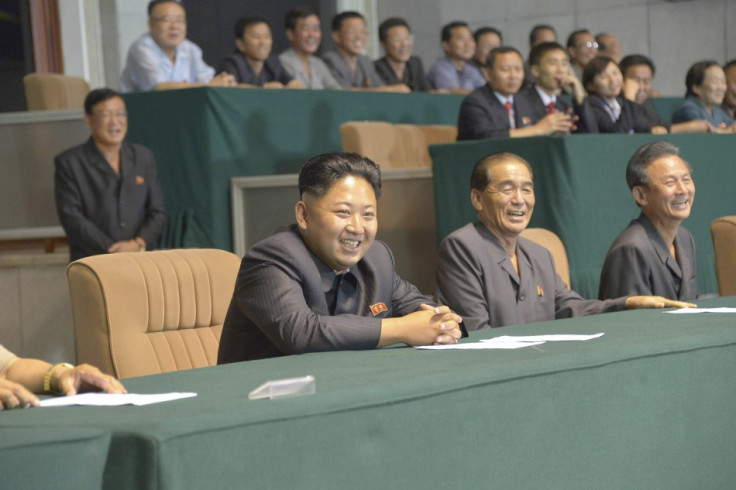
[457,84,538,140]
[436,222,626,331]
[514,85,599,133]
[587,94,653,133]
[374,56,431,92]
[54,139,168,261]
[217,225,432,363]
[598,213,697,301]
[219,52,293,85]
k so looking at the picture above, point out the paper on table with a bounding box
[415,341,545,350]
[481,333,604,343]
[40,392,197,407]
[666,307,736,314]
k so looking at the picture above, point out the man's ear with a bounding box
[331,31,340,46]
[441,41,449,56]
[530,64,540,79]
[692,84,702,98]
[632,186,647,207]
[235,37,246,55]
[286,29,294,43]
[295,201,308,230]
[470,189,483,212]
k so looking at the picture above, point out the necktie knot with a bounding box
[504,101,512,115]
[547,102,555,114]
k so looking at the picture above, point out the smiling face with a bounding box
[382,25,413,63]
[635,155,695,228]
[148,1,186,53]
[694,64,727,108]
[488,51,524,96]
[532,48,570,92]
[237,22,272,62]
[333,17,367,57]
[588,61,623,100]
[472,158,535,243]
[443,25,475,62]
[568,32,597,68]
[288,14,322,55]
[85,96,127,148]
[296,176,377,272]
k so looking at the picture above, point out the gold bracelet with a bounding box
[43,362,74,394]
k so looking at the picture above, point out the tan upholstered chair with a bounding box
[67,249,241,379]
[23,73,90,111]
[339,121,457,168]
[520,227,571,288]
[710,216,736,296]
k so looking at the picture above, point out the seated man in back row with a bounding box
[435,151,694,331]
[218,152,462,363]
[599,141,697,301]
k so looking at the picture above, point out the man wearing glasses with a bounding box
[119,0,234,92]
[54,89,168,261]
[566,29,598,82]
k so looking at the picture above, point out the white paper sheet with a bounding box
[40,392,197,407]
[665,307,736,314]
[481,333,605,342]
[415,341,545,350]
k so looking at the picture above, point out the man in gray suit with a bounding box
[218,152,462,362]
[435,152,694,331]
[598,142,697,301]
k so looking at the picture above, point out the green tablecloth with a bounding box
[123,88,464,251]
[1,297,735,489]
[431,134,736,298]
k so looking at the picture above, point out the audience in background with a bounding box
[566,29,598,81]
[119,0,235,92]
[457,46,576,140]
[470,27,503,70]
[279,8,342,90]
[619,55,712,133]
[55,89,168,261]
[599,141,697,301]
[374,17,431,91]
[323,11,409,92]
[427,21,486,93]
[595,33,623,63]
[723,59,736,119]
[583,56,667,134]
[1,343,125,410]
[219,16,303,88]
[523,24,558,88]
[672,60,735,132]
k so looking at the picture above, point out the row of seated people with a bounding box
[119,2,736,136]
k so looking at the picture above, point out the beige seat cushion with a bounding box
[520,227,571,288]
[711,216,736,296]
[23,73,90,111]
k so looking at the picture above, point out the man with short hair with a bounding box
[218,152,463,363]
[55,89,168,261]
[516,42,596,132]
[599,142,697,301]
[120,0,234,92]
[374,17,431,91]
[596,32,623,63]
[322,11,408,92]
[566,29,598,81]
[470,26,503,70]
[279,7,342,90]
[435,152,694,331]
[457,46,576,140]
[427,21,486,93]
[523,24,558,89]
[219,16,303,88]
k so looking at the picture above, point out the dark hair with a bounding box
[566,29,591,49]
[299,152,382,199]
[474,26,503,45]
[529,24,556,47]
[595,33,610,51]
[626,141,688,191]
[284,7,317,31]
[235,16,270,39]
[84,88,122,115]
[332,11,364,32]
[582,56,618,91]
[378,17,410,43]
[684,60,721,97]
[724,59,736,74]
[471,152,534,191]
[528,42,566,68]
[147,0,182,17]
[619,54,656,78]
[441,21,470,43]
[486,46,522,70]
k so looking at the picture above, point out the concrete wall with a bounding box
[376,0,736,96]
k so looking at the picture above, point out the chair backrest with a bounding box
[710,216,736,296]
[339,121,457,168]
[23,73,90,111]
[520,227,571,288]
[67,249,241,379]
